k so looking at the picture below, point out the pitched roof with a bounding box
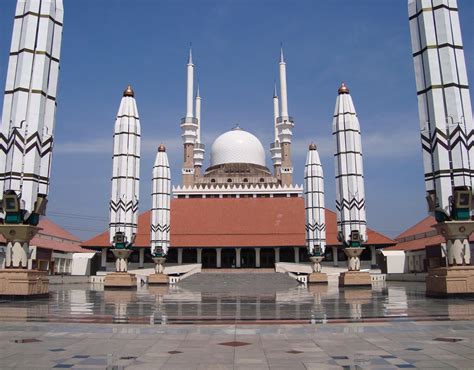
[0,218,87,253]
[385,215,474,252]
[82,197,396,248]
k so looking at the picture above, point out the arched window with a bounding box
[211,179,216,183]
[259,178,264,182]
[227,178,232,183]
[243,178,248,183]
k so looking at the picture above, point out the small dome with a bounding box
[210,127,266,167]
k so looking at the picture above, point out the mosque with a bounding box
[82,50,395,269]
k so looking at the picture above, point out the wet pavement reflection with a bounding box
[0,280,473,324]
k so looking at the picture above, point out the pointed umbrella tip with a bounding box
[196,83,200,98]
[158,144,166,152]
[338,82,349,95]
[309,143,317,151]
[273,81,278,98]
[123,85,134,97]
[280,45,285,63]
[188,45,193,64]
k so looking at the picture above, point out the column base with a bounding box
[426,266,474,297]
[0,269,49,297]
[148,273,169,285]
[308,272,328,284]
[338,271,371,287]
[104,272,137,289]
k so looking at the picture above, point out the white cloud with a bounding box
[291,129,419,159]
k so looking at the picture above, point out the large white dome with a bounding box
[210,127,266,167]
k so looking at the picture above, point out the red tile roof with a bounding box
[0,218,87,253]
[385,215,474,252]
[82,197,396,248]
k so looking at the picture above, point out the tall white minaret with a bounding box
[270,83,282,181]
[151,144,171,257]
[181,48,198,186]
[0,0,64,223]
[193,84,205,177]
[408,0,474,268]
[276,47,294,186]
[333,83,367,249]
[109,86,141,250]
[304,143,326,257]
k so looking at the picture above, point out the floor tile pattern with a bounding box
[0,320,473,369]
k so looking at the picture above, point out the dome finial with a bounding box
[232,123,241,131]
[338,82,349,95]
[309,142,317,150]
[158,144,166,152]
[123,85,134,97]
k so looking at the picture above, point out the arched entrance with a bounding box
[260,248,275,268]
[241,248,256,268]
[202,248,217,268]
[280,247,295,262]
[221,249,236,268]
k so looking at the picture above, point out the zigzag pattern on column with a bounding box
[336,198,365,211]
[305,223,326,232]
[109,200,139,213]
[421,127,474,153]
[150,224,171,233]
[0,130,53,157]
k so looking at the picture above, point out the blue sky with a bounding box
[0,0,473,240]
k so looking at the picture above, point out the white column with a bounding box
[197,248,202,264]
[101,248,108,270]
[332,246,339,267]
[370,245,377,268]
[139,248,145,268]
[275,248,280,263]
[216,248,222,268]
[178,249,183,265]
[255,248,261,268]
[236,248,241,268]
[294,247,300,263]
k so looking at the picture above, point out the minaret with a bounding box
[304,143,326,257]
[333,83,367,248]
[193,84,205,178]
[276,47,294,186]
[151,144,171,257]
[181,48,198,186]
[270,83,282,181]
[0,0,63,281]
[109,86,141,254]
[409,0,474,296]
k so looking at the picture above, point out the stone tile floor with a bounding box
[1,321,474,369]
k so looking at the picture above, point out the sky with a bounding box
[0,0,473,240]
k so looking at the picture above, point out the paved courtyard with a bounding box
[1,273,474,369]
[1,321,474,369]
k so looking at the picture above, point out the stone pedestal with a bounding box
[148,273,169,285]
[104,272,136,289]
[339,271,371,287]
[0,269,49,297]
[149,256,168,285]
[0,224,47,297]
[427,221,474,296]
[426,266,474,297]
[308,272,328,284]
[339,247,371,287]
